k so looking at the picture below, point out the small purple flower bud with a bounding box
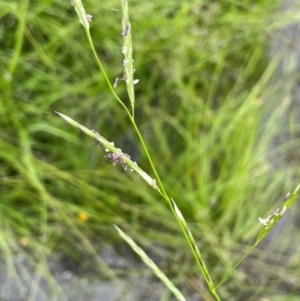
[270,208,280,217]
[86,14,93,22]
[122,24,130,36]
[105,151,131,171]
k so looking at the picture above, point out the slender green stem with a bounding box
[130,120,220,301]
[130,118,167,194]
[216,244,257,289]
[131,115,220,299]
[85,29,132,118]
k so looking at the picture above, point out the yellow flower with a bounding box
[78,212,89,223]
[20,236,30,247]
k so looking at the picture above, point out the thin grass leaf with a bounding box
[115,226,186,301]
[55,111,158,190]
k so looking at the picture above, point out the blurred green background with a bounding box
[1,0,300,300]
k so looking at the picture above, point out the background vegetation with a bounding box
[1,0,300,300]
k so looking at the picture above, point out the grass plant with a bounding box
[1,0,300,300]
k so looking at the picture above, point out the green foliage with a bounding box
[1,0,300,300]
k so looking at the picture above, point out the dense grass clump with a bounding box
[1,0,300,300]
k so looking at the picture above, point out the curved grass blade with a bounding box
[55,111,158,190]
[115,226,186,301]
